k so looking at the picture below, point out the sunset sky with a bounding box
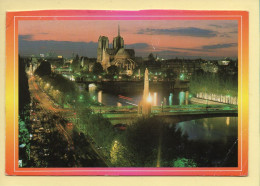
[18,20,238,59]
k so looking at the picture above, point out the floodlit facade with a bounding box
[97,25,136,75]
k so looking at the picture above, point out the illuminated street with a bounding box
[27,74,107,167]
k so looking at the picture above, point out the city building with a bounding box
[161,58,202,78]
[97,25,136,75]
[80,56,95,72]
[218,58,231,66]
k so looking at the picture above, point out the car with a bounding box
[67,123,73,126]
[113,123,127,131]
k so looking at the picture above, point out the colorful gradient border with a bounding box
[5,10,248,176]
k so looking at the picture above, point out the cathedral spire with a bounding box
[118,24,120,37]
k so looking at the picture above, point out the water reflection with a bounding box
[98,90,102,103]
[185,91,189,105]
[169,93,173,106]
[226,117,230,126]
[176,117,238,142]
[153,92,157,106]
[179,91,185,105]
[108,116,238,167]
[88,86,190,106]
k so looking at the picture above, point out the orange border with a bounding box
[5,10,248,176]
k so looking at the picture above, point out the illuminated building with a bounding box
[97,25,136,75]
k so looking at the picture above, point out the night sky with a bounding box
[18,20,238,59]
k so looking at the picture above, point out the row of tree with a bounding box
[34,61,99,107]
[19,57,32,167]
[189,69,238,97]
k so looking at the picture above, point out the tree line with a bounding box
[189,69,238,97]
[18,57,31,167]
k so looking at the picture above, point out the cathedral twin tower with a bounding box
[97,25,136,75]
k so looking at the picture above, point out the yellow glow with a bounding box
[110,140,119,164]
[226,117,230,126]
[98,90,102,103]
[147,93,152,102]
[153,92,157,106]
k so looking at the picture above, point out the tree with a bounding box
[38,73,78,105]
[107,65,119,76]
[148,53,155,61]
[19,57,31,118]
[92,62,103,75]
[173,158,197,167]
[34,61,51,76]
[19,119,30,166]
[52,59,64,68]
[189,69,238,97]
[165,69,177,79]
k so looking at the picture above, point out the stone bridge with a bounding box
[90,105,238,125]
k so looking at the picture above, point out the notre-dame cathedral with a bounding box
[97,26,136,75]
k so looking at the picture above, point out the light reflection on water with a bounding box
[176,117,238,142]
[179,91,185,105]
[88,88,187,106]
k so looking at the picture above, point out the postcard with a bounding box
[5,10,248,176]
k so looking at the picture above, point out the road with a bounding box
[28,75,108,167]
[29,76,67,113]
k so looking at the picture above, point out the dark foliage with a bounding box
[19,57,31,118]
[34,61,51,76]
[92,62,104,75]
[107,65,119,76]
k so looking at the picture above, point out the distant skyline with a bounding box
[18,20,238,59]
